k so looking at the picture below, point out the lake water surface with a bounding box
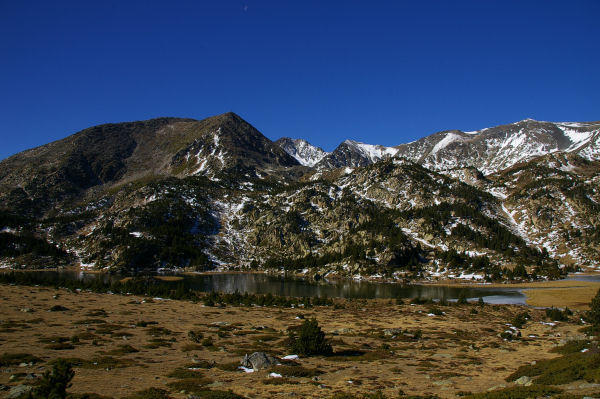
[61,271,527,305]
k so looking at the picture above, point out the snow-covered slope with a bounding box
[316,140,399,169]
[275,137,328,167]
[343,140,399,162]
[275,119,599,175]
[394,119,600,175]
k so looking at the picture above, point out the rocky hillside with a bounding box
[0,113,598,281]
[395,119,600,175]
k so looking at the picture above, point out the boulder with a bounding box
[514,376,532,386]
[240,352,279,370]
[6,385,33,399]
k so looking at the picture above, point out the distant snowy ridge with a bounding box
[277,119,599,175]
[395,119,600,175]
[342,140,399,162]
[275,137,328,167]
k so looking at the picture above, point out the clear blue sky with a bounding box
[1,1,599,160]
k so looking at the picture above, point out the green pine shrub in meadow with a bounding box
[288,318,332,356]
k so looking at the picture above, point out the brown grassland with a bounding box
[0,283,598,398]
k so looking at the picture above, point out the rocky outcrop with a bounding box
[240,352,279,370]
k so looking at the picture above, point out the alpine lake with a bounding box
[27,269,528,305]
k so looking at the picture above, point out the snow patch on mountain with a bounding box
[343,140,399,162]
[559,127,594,152]
[430,133,464,155]
[276,138,328,167]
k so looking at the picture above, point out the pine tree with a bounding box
[29,359,74,399]
[588,288,600,325]
[288,318,332,356]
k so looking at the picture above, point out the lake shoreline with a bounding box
[0,267,600,309]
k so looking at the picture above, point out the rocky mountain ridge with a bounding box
[274,138,328,167]
[276,119,600,176]
[0,112,598,282]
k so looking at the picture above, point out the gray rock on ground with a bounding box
[241,352,279,370]
[383,328,402,336]
[514,376,532,386]
[6,385,33,399]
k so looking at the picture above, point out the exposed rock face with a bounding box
[0,113,599,280]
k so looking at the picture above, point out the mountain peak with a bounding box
[275,137,328,167]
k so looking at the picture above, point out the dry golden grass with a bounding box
[524,281,600,309]
[0,284,595,399]
[427,278,600,310]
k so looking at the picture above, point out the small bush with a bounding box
[135,321,157,327]
[288,318,332,356]
[413,329,423,340]
[427,307,443,316]
[188,330,204,343]
[49,305,69,312]
[545,307,569,322]
[274,365,321,377]
[500,330,520,341]
[511,312,530,328]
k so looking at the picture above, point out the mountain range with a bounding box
[1,112,598,282]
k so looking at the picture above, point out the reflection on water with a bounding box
[40,271,526,305]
